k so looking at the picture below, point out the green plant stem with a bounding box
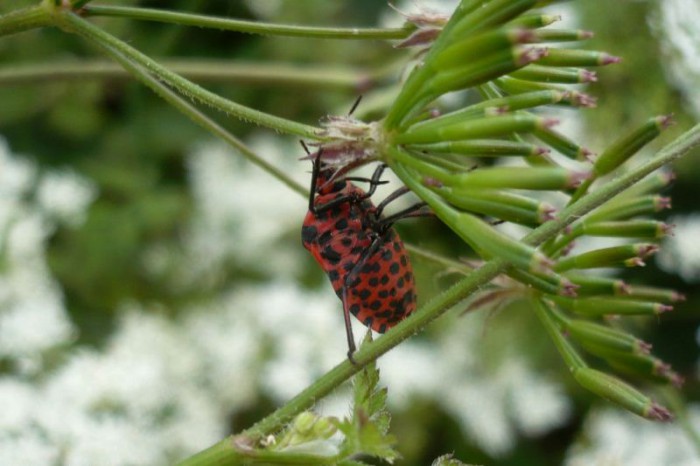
[0,4,52,37]
[56,10,321,139]
[83,32,306,197]
[83,4,414,40]
[179,123,700,465]
[0,60,377,90]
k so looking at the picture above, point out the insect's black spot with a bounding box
[351,246,363,255]
[341,237,353,247]
[369,300,382,310]
[400,255,408,266]
[358,288,371,300]
[343,261,355,272]
[301,225,317,243]
[378,323,387,333]
[363,316,374,327]
[381,275,390,285]
[322,246,342,264]
[376,310,391,318]
[318,230,333,245]
[397,277,405,289]
[390,288,397,297]
[369,277,379,287]
[335,218,349,230]
[328,269,340,282]
[349,304,361,316]
[389,262,400,275]
[403,272,412,282]
[393,242,401,252]
[378,290,389,298]
[381,249,393,261]
[361,263,373,273]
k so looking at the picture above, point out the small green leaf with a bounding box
[337,332,399,463]
[432,453,481,466]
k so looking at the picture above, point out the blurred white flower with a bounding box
[653,0,700,118]
[382,311,572,457]
[565,406,700,466]
[657,214,700,282]
[170,137,307,285]
[36,168,97,227]
[0,137,87,367]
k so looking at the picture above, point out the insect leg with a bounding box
[313,164,389,215]
[378,203,433,227]
[341,231,388,360]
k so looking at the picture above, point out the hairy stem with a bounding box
[56,10,321,138]
[83,32,306,196]
[83,4,413,40]
[0,59,379,90]
[0,4,51,38]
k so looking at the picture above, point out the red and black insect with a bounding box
[301,151,427,358]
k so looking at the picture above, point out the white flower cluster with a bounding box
[0,137,95,369]
[657,214,700,283]
[653,0,700,118]
[565,406,700,466]
[380,311,572,456]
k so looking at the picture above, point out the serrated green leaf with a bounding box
[338,333,399,463]
[338,460,370,466]
[431,453,482,466]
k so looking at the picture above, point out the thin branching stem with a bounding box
[82,32,306,197]
[0,4,51,37]
[82,4,414,40]
[56,10,322,139]
[0,59,379,90]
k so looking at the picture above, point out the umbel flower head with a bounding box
[316,0,680,421]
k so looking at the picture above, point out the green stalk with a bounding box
[55,11,321,138]
[179,122,700,464]
[407,90,563,135]
[81,24,305,197]
[532,298,587,370]
[411,139,545,157]
[0,4,52,38]
[83,4,413,40]
[0,59,374,90]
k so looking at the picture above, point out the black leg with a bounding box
[340,231,388,360]
[378,202,432,227]
[313,164,388,215]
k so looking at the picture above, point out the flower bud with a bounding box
[573,367,672,421]
[554,243,658,272]
[511,64,597,84]
[593,115,673,177]
[292,412,317,435]
[312,417,338,439]
[575,220,671,239]
[552,296,672,317]
[567,319,650,355]
[437,186,555,226]
[586,195,671,223]
[564,274,629,296]
[537,48,621,67]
